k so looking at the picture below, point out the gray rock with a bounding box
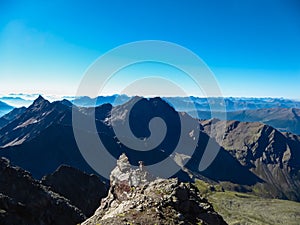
[0,157,86,225]
[82,154,227,225]
[42,165,108,217]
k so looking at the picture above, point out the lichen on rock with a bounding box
[82,154,227,225]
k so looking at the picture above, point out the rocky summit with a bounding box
[82,154,227,225]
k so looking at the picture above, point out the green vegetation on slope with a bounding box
[194,179,300,225]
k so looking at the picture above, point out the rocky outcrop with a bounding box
[42,165,108,217]
[0,193,32,225]
[82,154,227,225]
[110,153,155,187]
[0,157,86,225]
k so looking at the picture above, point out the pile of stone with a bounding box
[82,154,227,225]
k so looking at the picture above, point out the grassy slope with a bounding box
[195,180,300,225]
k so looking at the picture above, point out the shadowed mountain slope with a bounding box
[201,119,300,200]
[0,157,86,225]
[0,107,27,129]
[0,96,300,202]
[41,165,108,217]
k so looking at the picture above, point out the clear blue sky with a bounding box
[0,0,299,99]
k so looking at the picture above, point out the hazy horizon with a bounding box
[1,93,300,101]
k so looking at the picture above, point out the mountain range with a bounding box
[164,96,300,112]
[0,97,33,108]
[0,101,14,117]
[2,95,299,135]
[0,95,299,203]
[192,107,300,135]
[2,94,300,109]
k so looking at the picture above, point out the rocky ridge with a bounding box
[82,154,227,225]
[201,119,300,200]
[41,165,107,217]
[0,157,85,225]
[0,157,107,225]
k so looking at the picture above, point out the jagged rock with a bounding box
[110,153,155,187]
[42,165,108,217]
[0,193,31,225]
[82,154,227,225]
[0,157,86,225]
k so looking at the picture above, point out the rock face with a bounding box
[42,165,108,217]
[201,119,300,200]
[0,157,85,225]
[82,154,227,225]
[110,153,155,188]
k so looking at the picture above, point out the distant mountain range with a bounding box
[0,97,33,108]
[72,95,300,111]
[0,101,14,117]
[0,95,299,202]
[2,95,299,134]
[192,108,300,135]
[1,94,300,109]
[164,96,300,112]
[71,94,130,107]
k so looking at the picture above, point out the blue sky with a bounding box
[0,0,299,99]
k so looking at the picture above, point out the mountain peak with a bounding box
[30,95,50,109]
[35,95,46,102]
[121,96,175,112]
[59,99,73,107]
